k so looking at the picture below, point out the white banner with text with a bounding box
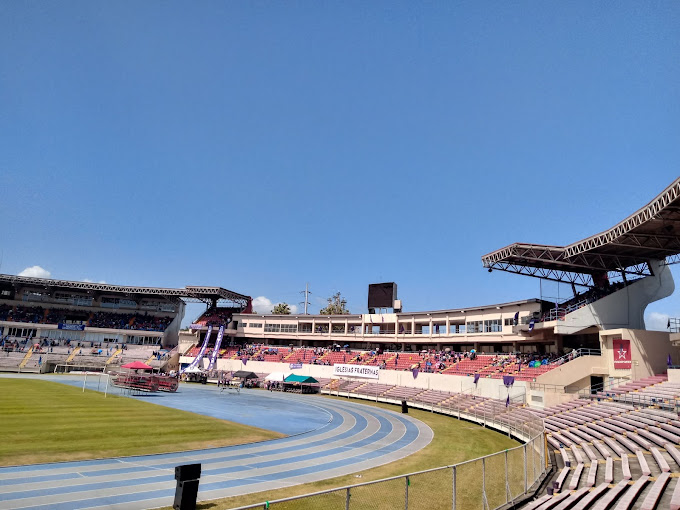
[333,364,380,379]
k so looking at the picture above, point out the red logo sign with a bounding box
[613,338,631,369]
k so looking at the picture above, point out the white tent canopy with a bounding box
[265,372,291,382]
[183,366,205,373]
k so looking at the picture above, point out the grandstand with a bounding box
[0,275,250,374]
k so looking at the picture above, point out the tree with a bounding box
[272,302,291,315]
[319,292,350,315]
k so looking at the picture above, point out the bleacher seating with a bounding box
[0,304,172,332]
[530,388,680,510]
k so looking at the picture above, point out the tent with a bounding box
[121,361,153,370]
[284,375,318,384]
[183,366,205,373]
[232,370,258,379]
[265,372,291,382]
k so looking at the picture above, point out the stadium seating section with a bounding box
[0,304,172,332]
[224,345,562,380]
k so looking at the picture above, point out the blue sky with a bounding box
[1,2,679,327]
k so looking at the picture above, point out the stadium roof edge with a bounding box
[237,298,545,318]
[481,177,680,285]
[0,274,251,302]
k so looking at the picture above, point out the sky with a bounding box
[1,2,679,328]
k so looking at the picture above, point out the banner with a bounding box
[189,324,204,330]
[206,325,225,371]
[181,325,212,374]
[58,323,85,331]
[613,338,631,369]
[333,364,379,379]
[289,363,302,369]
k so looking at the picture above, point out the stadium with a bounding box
[2,177,680,510]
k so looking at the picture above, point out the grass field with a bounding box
[172,397,523,510]
[0,378,283,466]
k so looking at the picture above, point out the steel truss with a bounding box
[482,178,680,286]
[0,274,251,307]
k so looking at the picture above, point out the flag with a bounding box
[503,375,515,387]
[668,354,673,367]
[514,311,519,326]
[473,373,480,385]
[242,358,247,365]
[668,318,671,329]
[399,325,405,333]
[529,319,535,331]
[412,368,419,379]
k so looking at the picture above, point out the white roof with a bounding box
[265,371,292,381]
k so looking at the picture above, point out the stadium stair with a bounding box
[65,347,80,362]
[106,349,122,365]
[18,347,34,369]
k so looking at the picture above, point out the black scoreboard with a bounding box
[367,282,397,309]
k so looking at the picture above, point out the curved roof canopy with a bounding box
[482,178,680,286]
[0,274,251,306]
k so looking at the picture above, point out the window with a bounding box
[264,324,281,333]
[241,323,248,328]
[466,321,483,333]
[249,323,263,328]
[281,324,297,333]
[299,324,312,333]
[484,319,502,332]
[504,318,513,326]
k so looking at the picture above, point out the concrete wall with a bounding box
[599,328,679,381]
[535,355,608,386]
[207,358,529,402]
[556,260,674,334]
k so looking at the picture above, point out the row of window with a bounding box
[244,317,520,335]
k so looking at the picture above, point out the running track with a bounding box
[0,376,433,510]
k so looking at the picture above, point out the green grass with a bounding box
[178,397,522,510]
[0,378,283,466]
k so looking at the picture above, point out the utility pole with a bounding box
[299,283,311,315]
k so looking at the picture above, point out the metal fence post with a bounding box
[523,443,528,493]
[346,487,350,510]
[452,465,457,510]
[505,450,511,504]
[405,476,409,510]
[482,458,489,510]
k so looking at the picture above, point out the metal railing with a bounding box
[547,348,601,367]
[229,390,547,510]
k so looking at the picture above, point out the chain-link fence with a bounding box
[229,395,547,510]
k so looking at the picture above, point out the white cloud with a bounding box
[82,279,107,284]
[252,296,273,314]
[18,265,51,278]
[646,311,671,331]
[251,296,298,314]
